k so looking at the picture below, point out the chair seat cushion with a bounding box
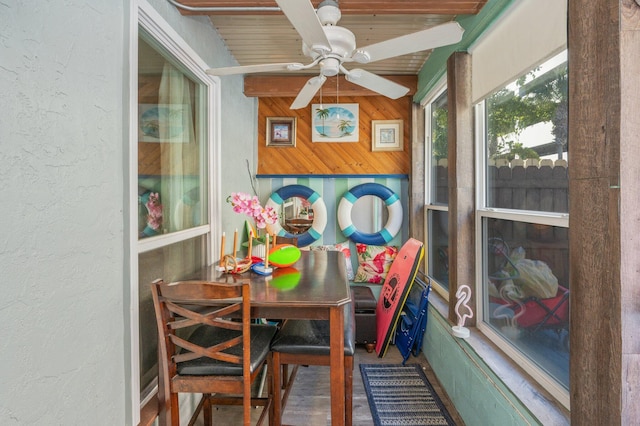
[177,323,277,376]
[270,303,355,356]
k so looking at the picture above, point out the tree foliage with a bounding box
[432,106,448,161]
[486,63,567,160]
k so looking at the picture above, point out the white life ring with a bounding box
[265,184,327,247]
[337,183,403,245]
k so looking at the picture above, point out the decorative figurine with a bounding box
[452,284,473,338]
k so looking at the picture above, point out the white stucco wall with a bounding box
[0,1,127,424]
[0,1,256,424]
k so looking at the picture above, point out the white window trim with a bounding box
[473,100,570,409]
[423,81,449,297]
[129,1,222,424]
[423,82,448,204]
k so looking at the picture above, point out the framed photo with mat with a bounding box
[372,119,403,152]
[266,117,296,147]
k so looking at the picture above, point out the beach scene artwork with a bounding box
[311,103,359,142]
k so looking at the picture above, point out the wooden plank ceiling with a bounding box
[171,0,487,77]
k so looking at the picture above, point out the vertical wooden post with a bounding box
[446,52,475,325]
[568,0,640,423]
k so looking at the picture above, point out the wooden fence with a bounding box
[435,158,568,213]
[436,158,570,285]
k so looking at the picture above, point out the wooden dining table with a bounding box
[192,250,352,425]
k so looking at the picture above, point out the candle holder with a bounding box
[251,262,273,275]
[223,255,252,274]
[251,232,273,275]
[217,228,248,273]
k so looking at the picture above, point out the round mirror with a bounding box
[337,183,403,245]
[265,185,327,247]
[279,196,314,235]
[350,195,389,233]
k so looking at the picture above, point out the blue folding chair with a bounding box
[395,277,431,364]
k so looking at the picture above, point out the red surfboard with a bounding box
[375,238,425,357]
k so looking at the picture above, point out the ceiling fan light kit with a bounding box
[205,0,465,109]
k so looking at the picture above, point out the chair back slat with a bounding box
[160,279,244,299]
[171,336,243,365]
[275,236,299,247]
[165,302,243,331]
[152,279,251,369]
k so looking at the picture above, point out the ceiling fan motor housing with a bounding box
[302,25,356,76]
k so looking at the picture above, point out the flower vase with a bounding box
[251,230,270,259]
[252,243,266,258]
[141,225,159,238]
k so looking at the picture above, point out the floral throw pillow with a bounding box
[354,244,399,284]
[312,243,354,280]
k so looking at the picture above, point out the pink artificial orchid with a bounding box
[145,192,163,231]
[228,192,278,229]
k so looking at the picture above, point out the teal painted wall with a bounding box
[423,306,541,426]
[414,0,516,101]
[414,2,546,425]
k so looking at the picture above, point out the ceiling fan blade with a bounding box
[345,69,409,99]
[276,0,331,54]
[206,62,304,76]
[290,75,327,110]
[353,21,464,64]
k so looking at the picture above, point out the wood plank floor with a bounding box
[194,344,465,425]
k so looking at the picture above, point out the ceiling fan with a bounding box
[205,0,464,109]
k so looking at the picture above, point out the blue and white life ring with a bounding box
[337,183,403,245]
[265,185,327,248]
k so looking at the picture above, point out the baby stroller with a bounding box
[488,238,570,350]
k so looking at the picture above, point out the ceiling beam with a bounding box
[172,0,488,15]
[243,75,417,97]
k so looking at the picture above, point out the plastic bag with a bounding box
[508,247,558,299]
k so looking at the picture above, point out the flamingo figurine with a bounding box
[452,285,473,338]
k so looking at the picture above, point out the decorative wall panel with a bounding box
[257,96,412,175]
[256,176,409,249]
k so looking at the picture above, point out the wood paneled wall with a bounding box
[257,95,413,175]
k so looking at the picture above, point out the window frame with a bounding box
[129,2,222,424]
[423,80,450,299]
[474,90,570,408]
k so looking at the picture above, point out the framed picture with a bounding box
[138,104,192,143]
[372,119,404,152]
[266,117,296,147]
[311,103,359,142]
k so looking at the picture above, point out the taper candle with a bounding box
[232,228,238,259]
[219,232,226,265]
[264,233,270,269]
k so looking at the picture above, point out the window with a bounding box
[476,51,569,407]
[131,8,220,422]
[137,35,208,240]
[425,86,450,296]
[137,29,212,402]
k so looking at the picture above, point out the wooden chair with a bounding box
[273,235,299,247]
[151,278,277,426]
[269,299,356,425]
